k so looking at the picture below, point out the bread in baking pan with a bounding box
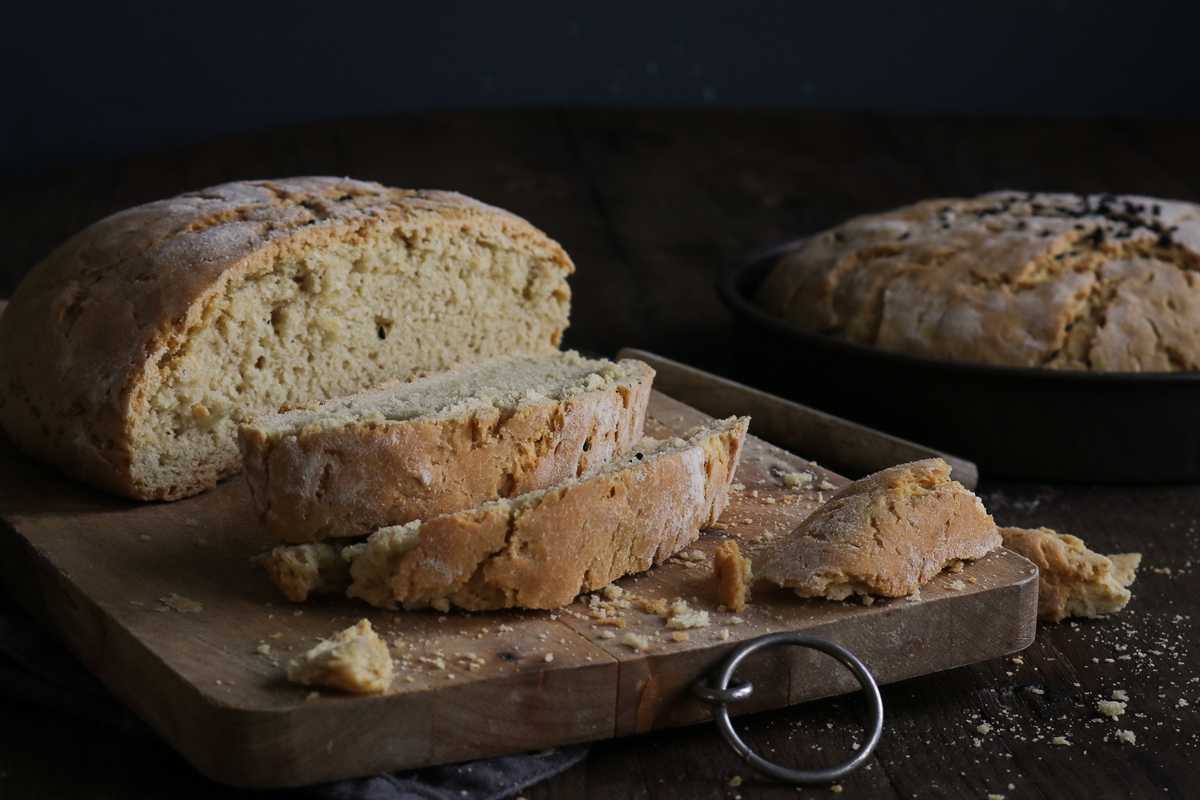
[999,526,1139,622]
[0,177,573,500]
[240,352,655,543]
[266,415,749,611]
[755,458,1000,601]
[755,191,1200,371]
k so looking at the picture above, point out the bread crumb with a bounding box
[139,535,151,542]
[666,599,710,629]
[780,471,813,488]
[598,630,616,640]
[830,786,843,794]
[1098,700,1126,719]
[544,653,554,663]
[638,597,669,615]
[1051,736,1071,745]
[602,584,624,600]
[729,775,743,786]
[948,560,964,573]
[977,723,992,734]
[948,580,967,591]
[714,540,753,612]
[1115,729,1136,744]
[159,593,202,613]
[907,588,922,602]
[1112,689,1129,701]
[306,691,320,702]
[622,633,650,652]
[286,620,393,693]
[256,643,271,656]
[672,631,690,643]
[987,795,1006,800]
[184,517,199,527]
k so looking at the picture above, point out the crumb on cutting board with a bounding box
[286,620,393,694]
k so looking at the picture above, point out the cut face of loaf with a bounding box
[265,416,749,611]
[0,178,573,500]
[240,353,655,543]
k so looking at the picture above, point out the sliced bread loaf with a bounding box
[0,178,573,500]
[240,352,655,543]
[265,415,749,610]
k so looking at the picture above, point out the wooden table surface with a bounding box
[2,109,1199,798]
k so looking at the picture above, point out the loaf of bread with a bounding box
[266,416,749,611]
[755,192,1200,371]
[999,526,1140,622]
[755,458,1000,600]
[240,352,655,542]
[0,178,573,500]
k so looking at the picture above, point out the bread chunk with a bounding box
[999,526,1140,622]
[756,458,1000,600]
[265,543,351,602]
[0,178,573,500]
[755,192,1200,371]
[240,353,654,542]
[714,540,753,612]
[268,417,748,611]
[285,620,393,694]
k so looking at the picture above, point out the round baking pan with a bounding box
[718,240,1200,483]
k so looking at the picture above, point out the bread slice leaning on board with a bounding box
[266,415,750,611]
[0,177,573,500]
[238,352,655,543]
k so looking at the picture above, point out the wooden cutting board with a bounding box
[0,389,1037,788]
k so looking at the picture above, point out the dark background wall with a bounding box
[2,0,1199,178]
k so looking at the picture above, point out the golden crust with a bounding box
[755,458,1000,600]
[999,526,1140,622]
[0,178,573,500]
[278,416,749,611]
[756,191,1200,371]
[239,354,655,543]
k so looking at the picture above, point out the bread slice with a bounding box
[240,352,655,543]
[266,416,749,611]
[756,458,1000,600]
[999,526,1140,622]
[0,178,573,500]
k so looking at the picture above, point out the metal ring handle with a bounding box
[692,632,884,785]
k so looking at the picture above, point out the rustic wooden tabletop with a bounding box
[1,109,1198,798]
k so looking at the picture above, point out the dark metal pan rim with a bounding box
[719,238,1200,386]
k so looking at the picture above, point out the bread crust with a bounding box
[240,356,655,543]
[277,417,750,611]
[756,192,1200,371]
[388,416,748,611]
[0,178,574,500]
[755,458,1000,599]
